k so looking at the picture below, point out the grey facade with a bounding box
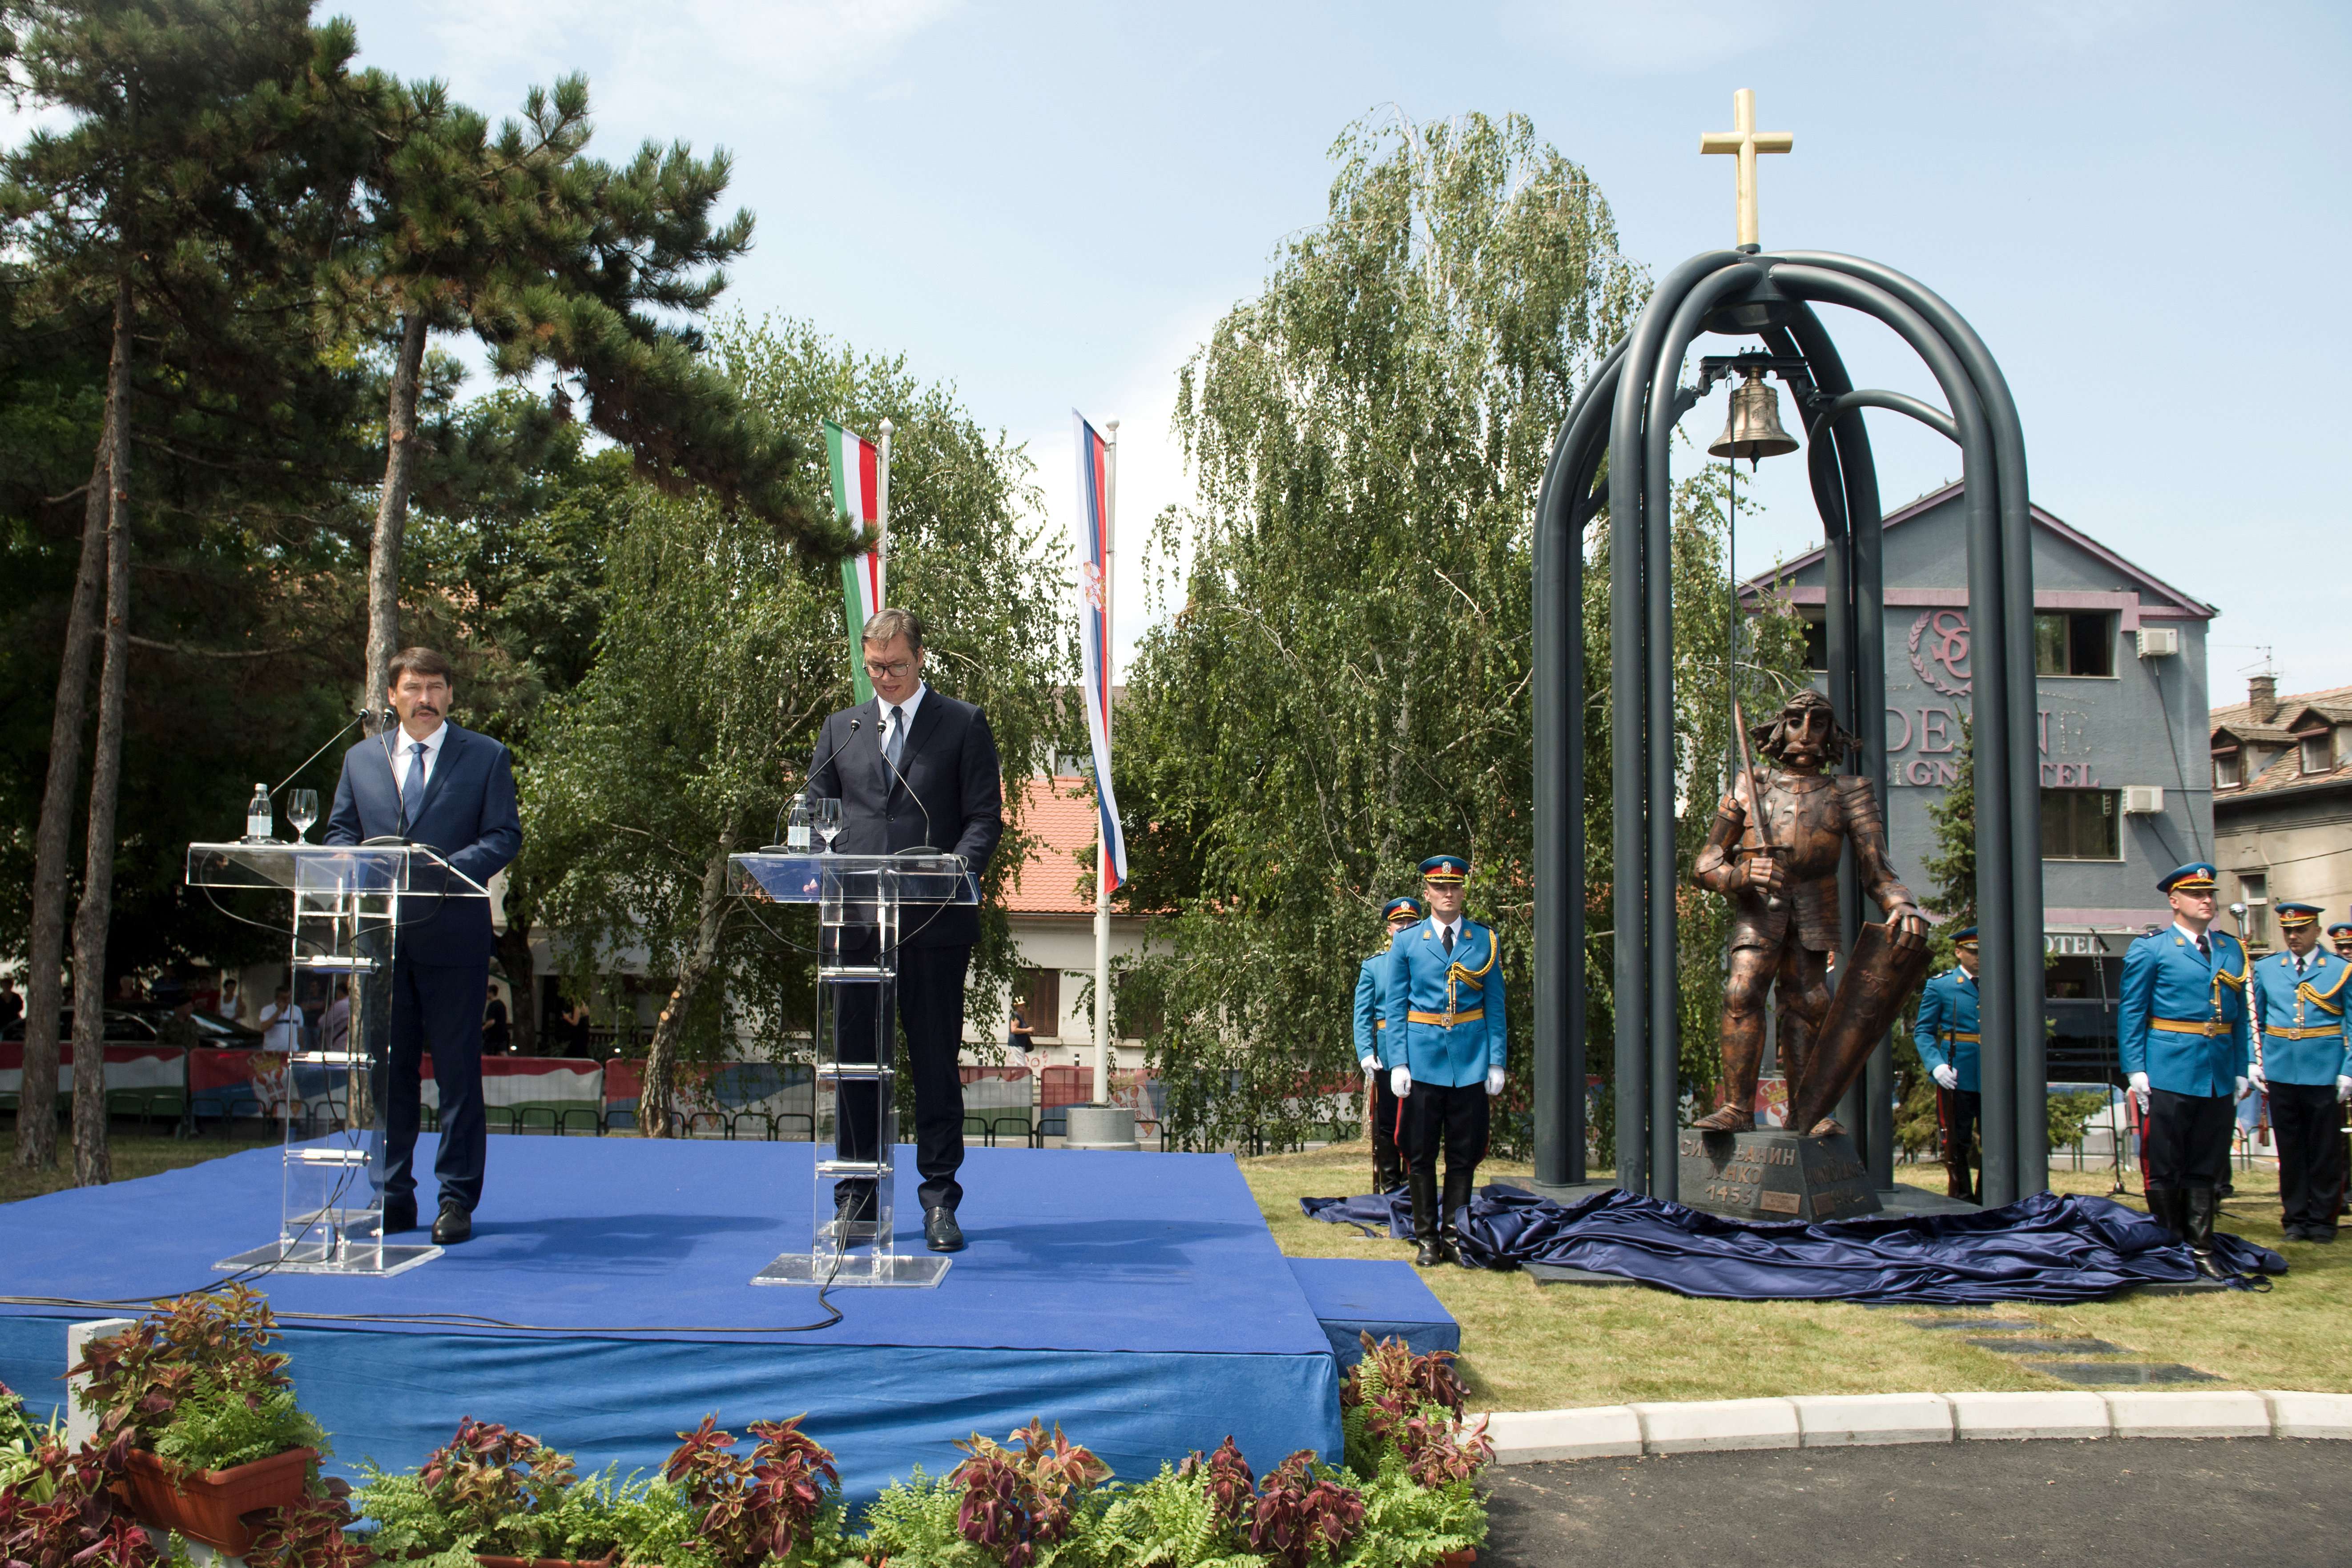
[1743,482,2219,1081]
[2211,677,2352,949]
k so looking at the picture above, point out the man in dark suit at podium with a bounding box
[325,646,521,1245]
[807,608,1005,1253]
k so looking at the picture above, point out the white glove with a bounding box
[2234,1076,2253,1103]
[1391,1065,1412,1099]
[2338,1075,2352,1104]
[1486,1066,1505,1097]
[2247,1065,2267,1093]
[2128,1072,2151,1113]
[1361,1056,1378,1079]
[1931,1064,1959,1091]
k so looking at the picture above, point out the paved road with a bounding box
[1484,1440,2351,1568]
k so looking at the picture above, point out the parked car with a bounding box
[0,1008,262,1047]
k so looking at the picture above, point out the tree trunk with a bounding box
[68,277,134,1187]
[638,810,741,1137]
[495,865,538,1058]
[364,313,430,719]
[13,445,111,1173]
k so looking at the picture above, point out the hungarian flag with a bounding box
[825,419,884,703]
[1074,412,1127,893]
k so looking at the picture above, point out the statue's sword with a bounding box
[1732,693,1784,911]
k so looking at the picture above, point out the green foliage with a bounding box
[1093,1461,1261,1568]
[2047,1088,2106,1153]
[68,1287,326,1477]
[861,1468,1005,1568]
[0,1379,65,1499]
[1921,714,1977,933]
[526,318,1069,1120]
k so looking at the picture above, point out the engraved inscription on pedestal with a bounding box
[1677,1129,1882,1222]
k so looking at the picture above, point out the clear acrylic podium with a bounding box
[729,851,976,1288]
[185,841,487,1277]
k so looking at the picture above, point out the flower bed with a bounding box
[1,1288,1489,1568]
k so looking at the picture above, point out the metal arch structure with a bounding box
[1530,248,2049,1209]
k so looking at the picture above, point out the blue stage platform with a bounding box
[0,1137,1456,1499]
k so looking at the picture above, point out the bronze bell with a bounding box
[1709,367,1799,463]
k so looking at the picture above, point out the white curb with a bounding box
[1630,1397,1800,1454]
[2263,1391,2352,1440]
[1484,1387,2352,1463]
[1791,1392,1955,1447]
[1482,1406,1643,1462]
[2104,1390,2272,1439]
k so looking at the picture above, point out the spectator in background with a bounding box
[1007,1004,1034,1056]
[323,981,352,1058]
[114,973,142,1004]
[552,996,593,1058]
[157,996,202,1051]
[259,984,302,1052]
[483,981,512,1054]
[0,976,22,1032]
[214,978,242,1024]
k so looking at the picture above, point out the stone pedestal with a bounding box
[1677,1129,1881,1222]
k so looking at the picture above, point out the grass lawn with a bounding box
[0,1131,279,1206]
[1238,1145,2352,1414]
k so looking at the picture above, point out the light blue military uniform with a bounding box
[1353,950,1393,1067]
[1382,915,1508,1087]
[2119,923,2251,1096]
[1914,968,1981,1092]
[2250,945,2352,1086]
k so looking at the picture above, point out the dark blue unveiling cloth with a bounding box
[1301,1185,2287,1305]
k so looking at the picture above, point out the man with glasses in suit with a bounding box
[807,608,1006,1254]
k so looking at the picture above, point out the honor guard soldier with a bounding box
[1382,855,1506,1268]
[1914,927,1983,1202]
[2247,903,2352,1241]
[1353,896,1424,1194]
[2330,922,2352,962]
[2118,862,2251,1277]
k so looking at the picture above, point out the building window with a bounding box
[2034,612,2116,677]
[2212,749,2241,789]
[2040,788,2120,861]
[1800,617,1827,673]
[2237,872,2270,948]
[1017,967,1062,1039]
[2300,732,2331,774]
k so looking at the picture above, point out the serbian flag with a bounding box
[825,419,884,703]
[1074,412,1128,892]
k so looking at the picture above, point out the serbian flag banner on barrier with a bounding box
[1073,412,1127,893]
[826,419,885,703]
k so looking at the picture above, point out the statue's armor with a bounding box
[1694,768,1915,953]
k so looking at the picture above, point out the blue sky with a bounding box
[213,3,2352,693]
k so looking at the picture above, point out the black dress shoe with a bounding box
[382,1194,417,1235]
[923,1206,965,1253]
[431,1202,472,1245]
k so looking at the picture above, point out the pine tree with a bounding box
[2,0,364,1180]
[344,73,838,714]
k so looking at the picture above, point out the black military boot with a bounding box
[1373,1154,1403,1196]
[2144,1186,2185,1244]
[1441,1168,1475,1268]
[2184,1187,2228,1279]
[1410,1171,1444,1269]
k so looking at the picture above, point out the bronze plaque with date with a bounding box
[1676,1129,1882,1223]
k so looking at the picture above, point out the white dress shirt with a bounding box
[392,720,448,803]
[877,683,929,758]
[1429,914,1464,950]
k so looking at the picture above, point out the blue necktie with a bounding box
[886,706,906,770]
[402,742,427,825]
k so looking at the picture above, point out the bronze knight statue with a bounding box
[1691,690,1931,1137]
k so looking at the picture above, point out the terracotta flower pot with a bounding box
[473,1556,617,1568]
[114,1445,315,1554]
[1436,1551,1477,1568]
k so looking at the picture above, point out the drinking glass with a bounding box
[288,788,320,844]
[813,796,842,853]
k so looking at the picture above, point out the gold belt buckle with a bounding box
[2204,1019,2225,1037]
[1440,1008,1455,1029]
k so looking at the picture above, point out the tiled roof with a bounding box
[2212,683,2352,802]
[1003,777,1104,915]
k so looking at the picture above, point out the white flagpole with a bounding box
[876,418,894,609]
[1094,419,1118,1102]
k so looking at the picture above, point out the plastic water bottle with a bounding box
[246,783,274,842]
[785,793,812,854]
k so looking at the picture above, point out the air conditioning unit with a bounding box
[2136,625,2180,658]
[2121,785,2165,815]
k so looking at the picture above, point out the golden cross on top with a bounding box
[1700,88,1792,250]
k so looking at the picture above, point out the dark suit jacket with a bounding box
[324,722,522,967]
[808,688,1004,949]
